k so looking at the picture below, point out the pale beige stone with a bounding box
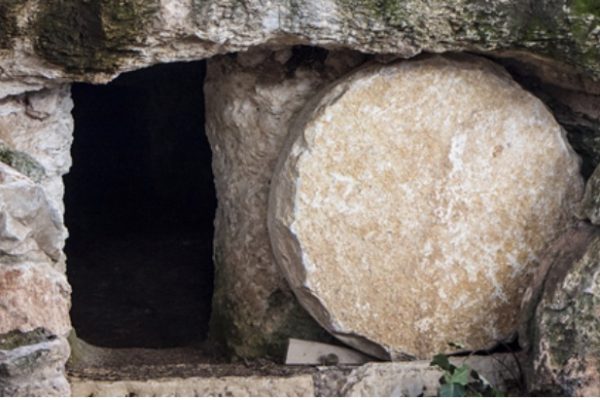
[204,49,365,357]
[268,55,583,360]
[0,262,71,336]
[69,375,315,397]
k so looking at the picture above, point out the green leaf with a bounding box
[449,365,471,386]
[431,354,453,372]
[443,371,454,384]
[440,383,466,397]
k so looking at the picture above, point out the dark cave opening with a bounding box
[65,61,216,349]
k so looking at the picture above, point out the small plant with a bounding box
[430,354,504,397]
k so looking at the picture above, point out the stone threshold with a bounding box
[68,347,522,396]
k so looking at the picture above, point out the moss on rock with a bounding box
[518,0,600,77]
[35,0,159,73]
[0,328,56,351]
[0,143,46,182]
[209,243,332,360]
[0,0,20,49]
[333,0,599,78]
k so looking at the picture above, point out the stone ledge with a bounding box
[70,375,316,397]
[68,353,521,396]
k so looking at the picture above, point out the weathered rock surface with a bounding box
[0,328,71,396]
[339,354,521,396]
[0,86,74,218]
[0,1,597,395]
[67,352,520,397]
[70,374,315,397]
[0,162,64,262]
[579,163,600,223]
[520,223,600,396]
[269,55,583,360]
[0,261,71,336]
[0,162,71,336]
[0,0,599,98]
[204,48,365,357]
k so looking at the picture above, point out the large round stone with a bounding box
[268,55,583,360]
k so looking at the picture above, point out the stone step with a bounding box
[68,352,522,396]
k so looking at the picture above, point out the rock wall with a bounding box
[0,87,72,395]
[204,47,366,357]
[520,222,600,395]
[0,0,599,97]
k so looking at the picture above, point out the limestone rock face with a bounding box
[0,86,74,218]
[204,48,366,357]
[0,162,71,336]
[1,0,599,98]
[519,223,600,396]
[269,55,583,360]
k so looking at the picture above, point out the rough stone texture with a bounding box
[66,353,520,396]
[0,162,71,336]
[0,86,74,219]
[0,162,65,263]
[0,125,71,393]
[0,262,71,337]
[269,55,584,360]
[579,163,600,223]
[204,47,366,357]
[0,0,597,395]
[338,355,521,396]
[495,55,600,178]
[0,0,599,97]
[519,223,600,396]
[0,328,71,396]
[70,374,315,396]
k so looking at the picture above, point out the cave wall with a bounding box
[205,47,367,357]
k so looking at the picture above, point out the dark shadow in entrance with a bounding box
[65,61,215,348]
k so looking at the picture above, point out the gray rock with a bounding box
[520,223,600,396]
[0,328,70,396]
[0,0,598,97]
[579,163,600,223]
[338,355,521,397]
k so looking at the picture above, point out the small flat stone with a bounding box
[285,338,374,365]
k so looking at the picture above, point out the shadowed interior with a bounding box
[65,61,216,348]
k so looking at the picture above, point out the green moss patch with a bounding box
[0,143,46,182]
[35,0,159,73]
[0,328,55,351]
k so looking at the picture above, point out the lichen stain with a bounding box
[35,0,159,73]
